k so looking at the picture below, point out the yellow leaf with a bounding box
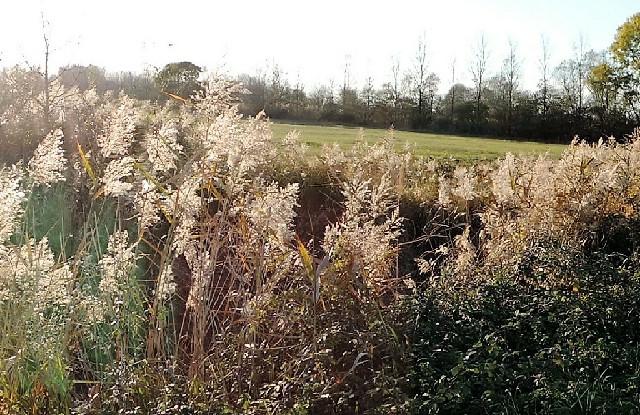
[76,142,96,184]
[163,91,189,104]
[296,237,315,281]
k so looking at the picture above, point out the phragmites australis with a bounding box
[29,128,67,186]
[0,165,26,243]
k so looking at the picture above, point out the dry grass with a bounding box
[0,67,639,414]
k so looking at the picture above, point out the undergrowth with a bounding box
[0,70,639,414]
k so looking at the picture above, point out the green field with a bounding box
[271,122,566,160]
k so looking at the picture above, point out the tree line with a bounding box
[2,13,639,146]
[237,16,640,144]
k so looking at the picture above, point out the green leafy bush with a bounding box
[411,242,640,414]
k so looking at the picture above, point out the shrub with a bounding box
[412,241,640,414]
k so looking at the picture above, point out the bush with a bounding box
[411,242,640,414]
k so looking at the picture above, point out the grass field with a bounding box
[271,122,566,160]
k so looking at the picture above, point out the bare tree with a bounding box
[361,75,375,124]
[470,34,489,127]
[425,72,439,119]
[502,40,521,135]
[41,13,51,127]
[328,79,336,104]
[391,56,401,123]
[32,12,71,131]
[575,35,588,112]
[538,35,551,116]
[413,35,429,125]
[554,58,580,113]
[342,54,351,107]
[266,63,289,116]
[553,36,593,116]
[450,57,457,121]
[292,71,305,117]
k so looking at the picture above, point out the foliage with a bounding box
[2,62,640,415]
[236,18,639,143]
[411,129,640,413]
[154,61,204,100]
[610,12,640,119]
[412,244,640,414]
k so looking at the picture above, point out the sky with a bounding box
[0,0,638,93]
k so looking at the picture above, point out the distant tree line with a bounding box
[56,64,163,101]
[2,13,639,146]
[237,15,640,143]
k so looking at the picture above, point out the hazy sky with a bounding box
[1,0,638,92]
